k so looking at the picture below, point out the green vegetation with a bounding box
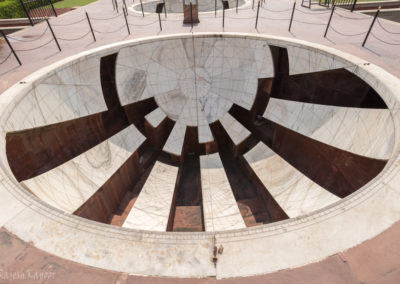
[0,0,97,19]
[52,0,97,8]
[0,0,25,19]
[357,0,387,2]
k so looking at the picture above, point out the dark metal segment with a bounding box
[288,1,296,32]
[324,4,335,37]
[255,1,260,29]
[1,30,22,65]
[123,7,131,35]
[86,12,96,42]
[46,19,61,51]
[362,7,380,47]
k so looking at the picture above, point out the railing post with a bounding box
[255,1,260,28]
[46,19,61,51]
[1,31,22,65]
[190,2,193,28]
[48,0,58,17]
[123,0,128,15]
[163,0,167,17]
[288,0,296,32]
[324,4,335,37]
[140,0,144,17]
[350,0,357,12]
[123,7,131,35]
[86,12,96,42]
[236,0,238,13]
[362,6,380,47]
[215,0,217,16]
[115,0,119,13]
[19,0,34,26]
[222,5,225,28]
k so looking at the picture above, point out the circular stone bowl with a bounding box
[132,0,248,14]
[0,33,399,279]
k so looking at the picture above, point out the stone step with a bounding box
[237,198,269,227]
[172,206,203,232]
[109,192,138,227]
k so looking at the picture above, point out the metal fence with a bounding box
[333,0,357,11]
[19,0,58,26]
[1,0,399,69]
[302,0,357,11]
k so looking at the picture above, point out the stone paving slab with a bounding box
[1,222,400,283]
[1,0,400,95]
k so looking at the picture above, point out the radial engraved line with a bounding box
[191,34,200,127]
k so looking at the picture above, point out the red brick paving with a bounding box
[1,221,400,283]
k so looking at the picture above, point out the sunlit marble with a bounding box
[287,45,349,75]
[197,108,214,144]
[163,117,187,156]
[122,161,178,231]
[264,98,394,159]
[200,153,246,231]
[4,56,106,132]
[116,37,274,127]
[22,125,145,213]
[219,112,251,145]
[145,107,167,128]
[244,142,340,218]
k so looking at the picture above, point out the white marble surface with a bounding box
[123,161,178,231]
[244,142,340,218]
[264,98,394,159]
[145,107,167,128]
[0,185,26,228]
[197,106,214,143]
[4,56,106,132]
[22,125,145,213]
[163,117,187,156]
[116,37,274,128]
[219,112,251,146]
[200,153,246,232]
[287,45,349,75]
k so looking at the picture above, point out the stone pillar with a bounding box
[183,0,199,24]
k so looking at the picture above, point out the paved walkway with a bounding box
[1,0,400,95]
[1,220,400,283]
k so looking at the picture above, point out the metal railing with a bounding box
[19,0,58,26]
[0,0,399,69]
[302,0,357,11]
